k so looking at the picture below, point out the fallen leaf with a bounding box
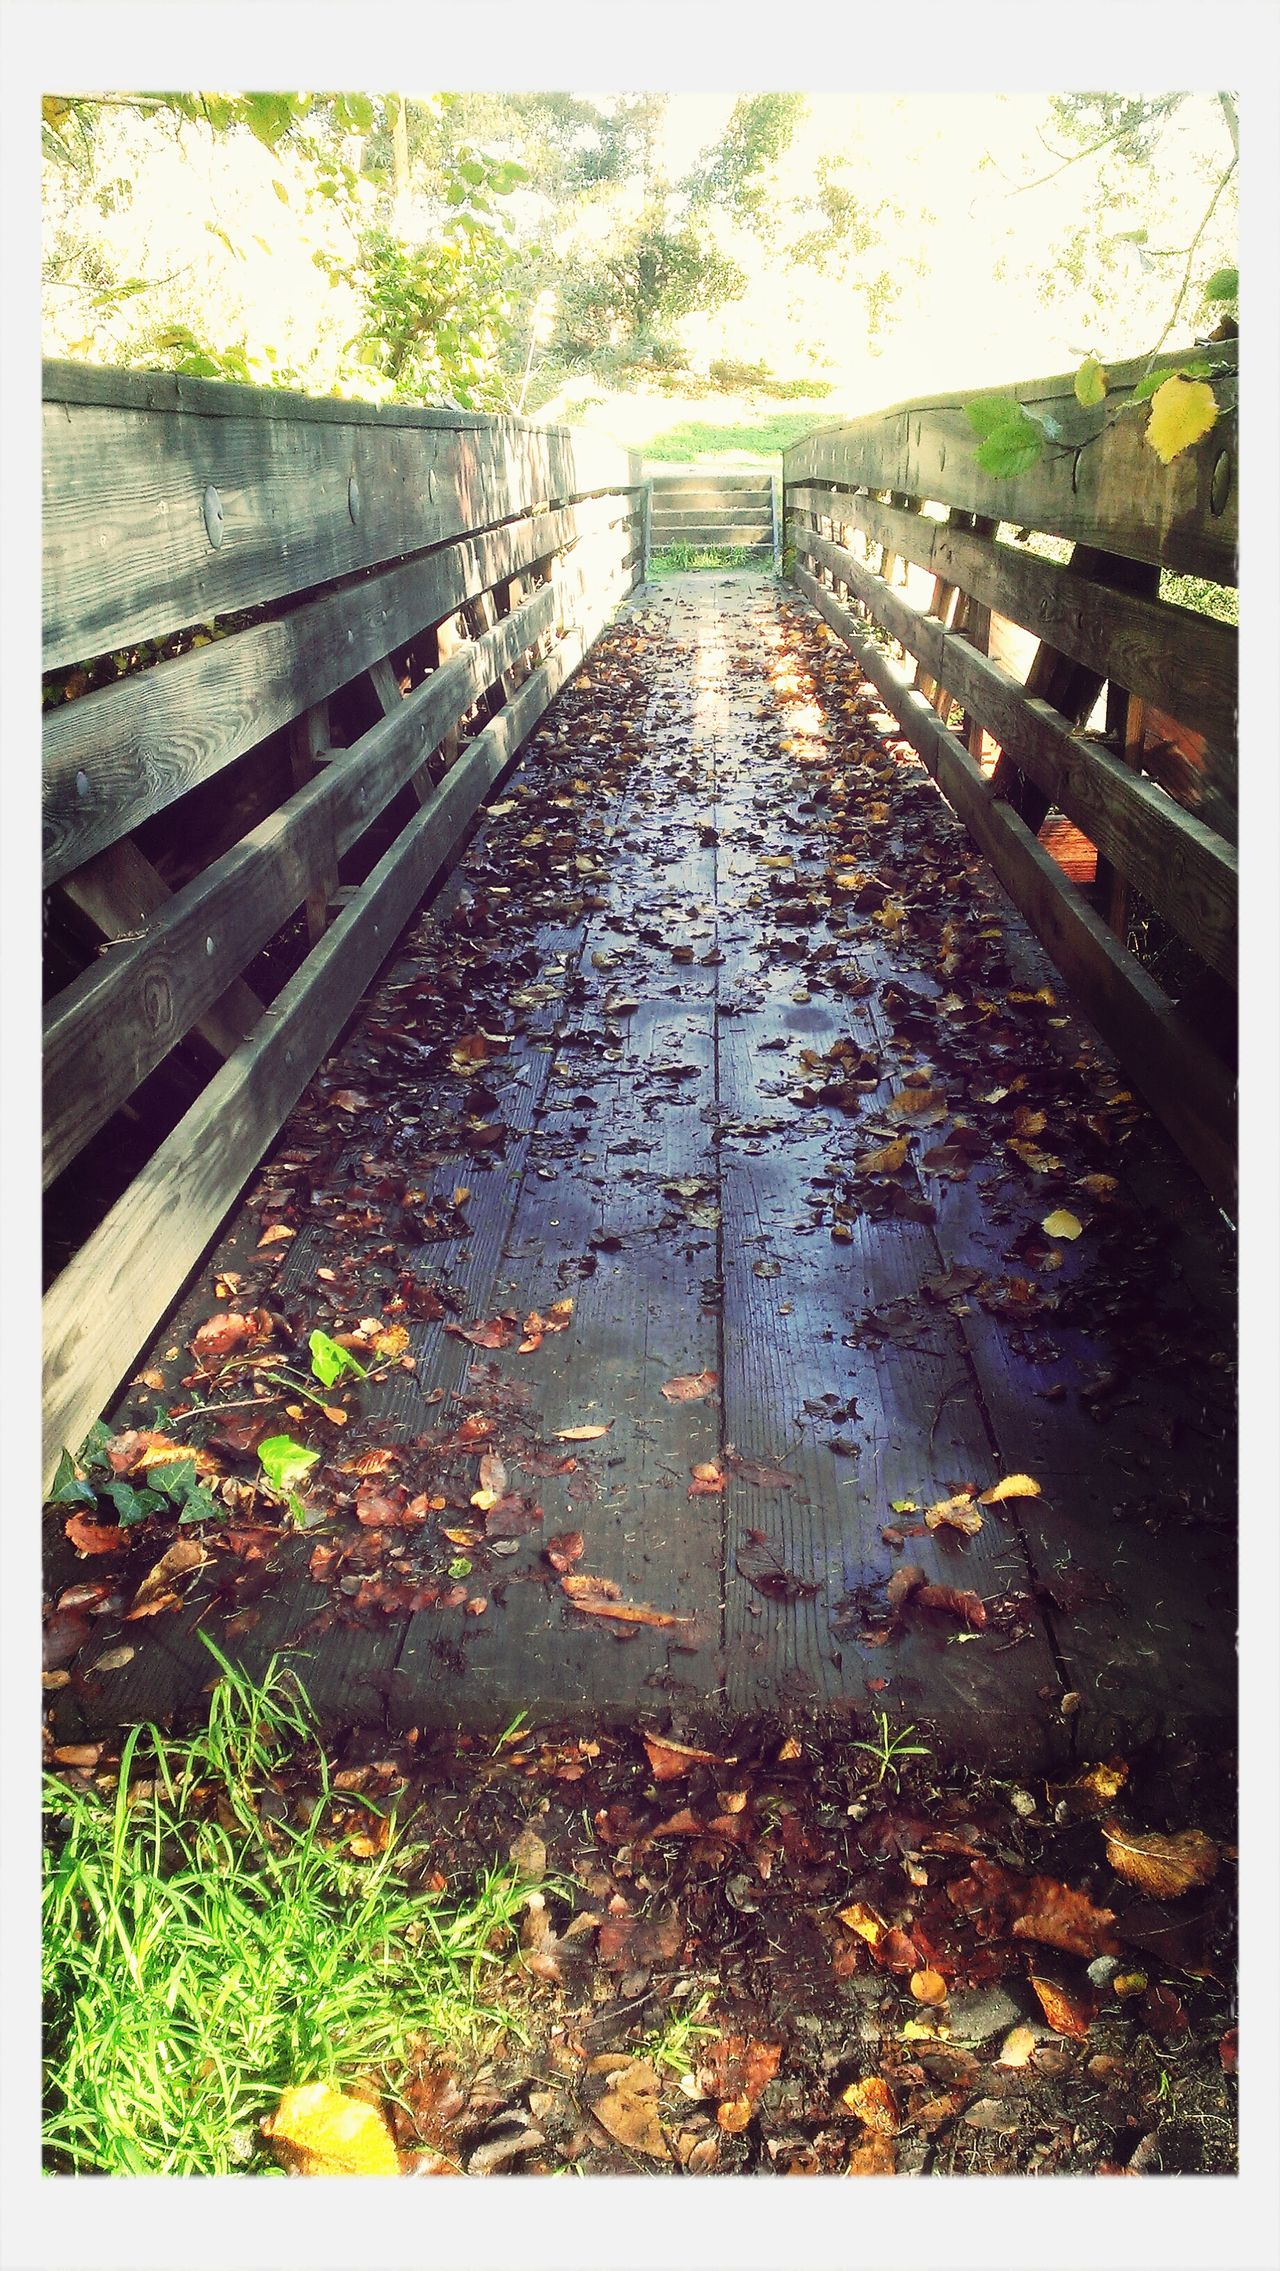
[561,1573,686,1627]
[191,1310,270,1360]
[87,1645,135,1673]
[1012,1876,1119,1958]
[1027,1968,1096,2040]
[107,1431,217,1478]
[126,1538,203,1616]
[689,1461,726,1496]
[909,1969,948,2006]
[1041,1209,1082,1241]
[838,1901,887,1949]
[856,1136,909,1176]
[554,1423,613,1441]
[256,1223,295,1249]
[886,1563,927,1611]
[698,2037,781,2119]
[735,1533,818,1602]
[262,2082,398,2176]
[722,1449,798,1490]
[544,1531,585,1572]
[846,2131,897,2174]
[660,1368,719,1403]
[996,2025,1037,2068]
[588,2059,669,2159]
[64,1514,124,1557]
[924,1492,983,1536]
[447,1313,517,1350]
[642,1733,725,1781]
[978,1473,1042,1505]
[1101,1821,1220,1899]
[913,1583,987,1628]
[840,2075,898,2133]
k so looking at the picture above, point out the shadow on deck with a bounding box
[45,575,1235,1772]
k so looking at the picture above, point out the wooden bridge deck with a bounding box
[45,574,1235,1770]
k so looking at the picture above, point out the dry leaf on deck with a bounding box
[1101,1821,1220,1899]
[560,1574,685,1627]
[840,2075,898,2133]
[660,1368,719,1403]
[924,1492,983,1535]
[588,2059,669,2159]
[978,1474,1042,1505]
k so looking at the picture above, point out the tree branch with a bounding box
[1144,158,1238,364]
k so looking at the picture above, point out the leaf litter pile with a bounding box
[43,577,1236,2174]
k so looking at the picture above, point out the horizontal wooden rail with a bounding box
[43,361,640,669]
[42,526,634,1188]
[790,520,1236,980]
[43,489,639,886]
[787,484,1237,760]
[42,549,635,1486]
[792,559,1235,1209]
[785,347,1237,582]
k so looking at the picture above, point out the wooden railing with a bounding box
[783,346,1237,1211]
[42,363,643,1485]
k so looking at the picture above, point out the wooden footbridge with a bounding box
[41,352,1237,1769]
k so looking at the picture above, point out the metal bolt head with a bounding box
[348,473,361,524]
[1210,449,1232,517]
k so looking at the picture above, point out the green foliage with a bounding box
[257,1435,319,1497]
[649,543,766,576]
[307,1330,367,1389]
[42,1645,528,2172]
[644,410,833,463]
[965,396,1052,475]
[1203,267,1238,302]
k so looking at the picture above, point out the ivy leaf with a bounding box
[1145,375,1219,465]
[259,1435,320,1494]
[47,1450,99,1509]
[1074,355,1108,408]
[1203,267,1238,302]
[309,1330,367,1388]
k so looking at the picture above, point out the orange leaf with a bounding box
[659,1368,719,1403]
[1012,1876,1118,1958]
[840,2075,898,2133]
[642,1734,725,1781]
[909,1968,948,2006]
[1100,1821,1220,1899]
[560,1573,686,1627]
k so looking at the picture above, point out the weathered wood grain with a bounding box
[791,526,1236,980]
[43,361,640,667]
[43,536,637,1187]
[793,562,1235,1208]
[786,484,1238,758]
[57,837,263,1061]
[784,347,1238,582]
[42,491,637,884]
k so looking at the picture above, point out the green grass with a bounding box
[649,542,770,576]
[644,409,837,464]
[42,1642,529,2174]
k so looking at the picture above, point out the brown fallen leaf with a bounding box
[840,2075,898,2133]
[1028,1967,1096,2040]
[446,1313,518,1350]
[856,1136,909,1176]
[63,1514,125,1557]
[1101,1821,1220,1899]
[642,1733,726,1781]
[688,1461,726,1496]
[560,1574,686,1627]
[554,1423,613,1441]
[126,1538,204,1617]
[87,1645,136,1673]
[107,1431,218,1478]
[484,1493,543,1538]
[722,1449,798,1490]
[913,1583,987,1628]
[191,1309,271,1361]
[846,2131,897,2174]
[256,1223,296,1249]
[978,1473,1042,1505]
[1012,1876,1119,1958]
[660,1368,719,1403]
[588,2059,669,2160]
[544,1531,585,1573]
[886,1563,927,1611]
[329,1090,374,1114]
[262,2082,398,2175]
[735,1532,818,1602]
[697,2037,781,2121]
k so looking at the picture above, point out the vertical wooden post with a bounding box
[641,480,653,582]
[289,698,336,943]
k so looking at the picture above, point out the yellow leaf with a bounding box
[840,2075,898,2132]
[262,2082,398,2175]
[838,1901,886,1948]
[924,1492,983,1535]
[978,1473,1042,1505]
[997,2024,1037,2068]
[857,1136,909,1176]
[1100,1821,1220,1898]
[1145,375,1218,466]
[1041,1209,1082,1241]
[1074,355,1108,407]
